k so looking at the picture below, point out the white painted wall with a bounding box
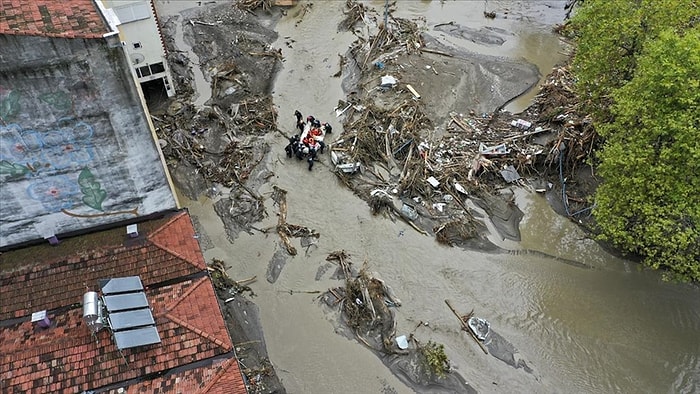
[101,0,175,95]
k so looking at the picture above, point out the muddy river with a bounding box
[157,1,700,393]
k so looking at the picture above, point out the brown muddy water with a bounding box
[157,1,700,393]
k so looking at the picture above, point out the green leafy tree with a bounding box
[593,29,700,281]
[571,0,700,280]
[571,0,698,120]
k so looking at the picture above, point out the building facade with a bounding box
[100,0,176,98]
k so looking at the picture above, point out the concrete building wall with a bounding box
[102,0,175,96]
[0,33,178,248]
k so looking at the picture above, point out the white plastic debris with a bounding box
[380,75,398,87]
[426,176,440,188]
[400,204,419,220]
[396,335,409,350]
[331,151,340,165]
[370,189,391,198]
[510,119,532,130]
[454,182,468,195]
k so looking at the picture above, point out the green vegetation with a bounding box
[570,0,700,280]
[420,340,450,378]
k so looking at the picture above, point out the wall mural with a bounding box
[0,86,21,119]
[0,86,139,220]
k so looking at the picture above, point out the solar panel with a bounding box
[98,276,161,350]
[100,276,144,295]
[109,309,155,331]
[103,292,149,312]
[113,326,161,350]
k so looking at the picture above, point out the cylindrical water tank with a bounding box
[82,291,103,332]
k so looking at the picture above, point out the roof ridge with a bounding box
[147,211,205,270]
[147,211,187,240]
[165,312,232,352]
[162,276,207,315]
[196,358,243,394]
[161,277,232,352]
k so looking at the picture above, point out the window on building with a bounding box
[149,62,165,74]
[138,66,151,78]
[133,42,142,49]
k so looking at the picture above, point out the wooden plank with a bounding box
[445,300,489,354]
[406,84,421,99]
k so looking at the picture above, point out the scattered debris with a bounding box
[445,300,488,354]
[338,0,369,32]
[271,186,320,256]
[467,316,491,341]
[208,258,256,296]
[406,84,421,99]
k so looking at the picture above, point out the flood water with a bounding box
[159,1,700,393]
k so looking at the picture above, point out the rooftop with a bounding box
[0,0,109,39]
[0,211,247,393]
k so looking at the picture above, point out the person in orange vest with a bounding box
[303,135,320,171]
[302,134,316,148]
[308,126,325,154]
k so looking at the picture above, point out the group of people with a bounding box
[285,110,332,171]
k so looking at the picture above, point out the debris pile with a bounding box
[236,0,276,12]
[322,253,400,351]
[329,1,597,244]
[338,0,369,32]
[208,258,257,296]
[152,97,277,199]
[270,186,320,256]
[319,253,476,392]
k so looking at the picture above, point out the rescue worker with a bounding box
[306,115,316,127]
[294,110,304,133]
[323,122,332,134]
[302,134,320,170]
[284,134,300,158]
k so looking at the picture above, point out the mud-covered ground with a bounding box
[151,1,595,393]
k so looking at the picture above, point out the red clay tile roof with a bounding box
[0,0,109,39]
[122,357,247,394]
[0,211,248,393]
[0,211,205,321]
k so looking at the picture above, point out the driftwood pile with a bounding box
[531,64,598,168]
[270,186,320,256]
[323,253,403,352]
[331,5,596,239]
[208,258,257,295]
[236,0,275,12]
[152,96,277,190]
[338,0,369,32]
